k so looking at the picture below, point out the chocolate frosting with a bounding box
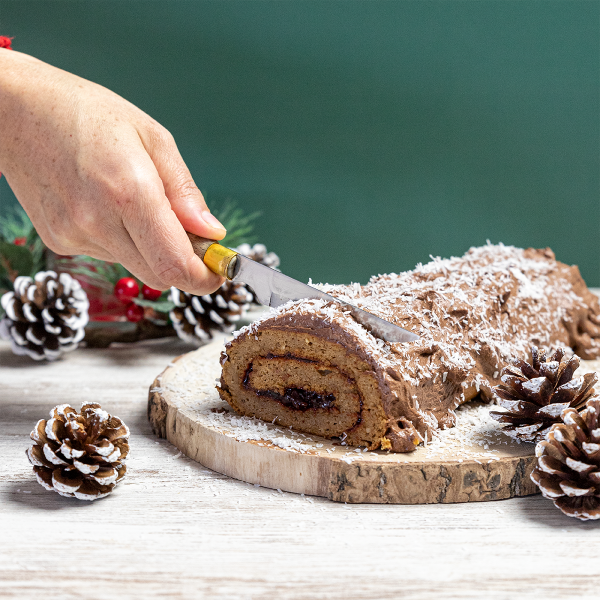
[220,244,600,450]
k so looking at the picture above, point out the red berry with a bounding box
[114,277,139,303]
[13,237,26,246]
[125,302,145,323]
[142,284,162,301]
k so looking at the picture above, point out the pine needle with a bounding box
[213,199,261,248]
[54,256,131,290]
[0,206,35,242]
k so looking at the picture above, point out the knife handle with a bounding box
[187,233,239,280]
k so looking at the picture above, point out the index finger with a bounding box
[121,169,225,295]
[137,122,227,242]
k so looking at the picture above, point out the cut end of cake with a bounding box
[218,320,392,449]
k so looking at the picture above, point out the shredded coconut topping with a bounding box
[224,243,600,440]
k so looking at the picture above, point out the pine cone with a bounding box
[26,403,129,501]
[0,271,89,361]
[169,283,253,343]
[236,243,280,269]
[490,346,598,442]
[531,399,600,520]
[169,243,280,343]
[235,243,280,304]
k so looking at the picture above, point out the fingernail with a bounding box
[201,210,226,233]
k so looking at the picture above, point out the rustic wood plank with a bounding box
[3,332,600,599]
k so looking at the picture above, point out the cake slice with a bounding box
[217,244,600,452]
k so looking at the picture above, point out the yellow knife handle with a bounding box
[187,233,238,280]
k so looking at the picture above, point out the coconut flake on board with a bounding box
[161,341,539,460]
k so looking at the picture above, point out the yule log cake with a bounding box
[217,244,600,452]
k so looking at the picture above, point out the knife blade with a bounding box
[187,233,419,344]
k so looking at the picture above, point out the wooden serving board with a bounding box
[147,339,594,505]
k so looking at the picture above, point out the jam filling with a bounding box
[259,387,336,411]
[242,360,336,412]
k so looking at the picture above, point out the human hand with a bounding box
[0,49,226,295]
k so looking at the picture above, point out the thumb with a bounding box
[139,125,226,241]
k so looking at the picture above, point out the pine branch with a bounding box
[0,207,35,242]
[213,200,261,248]
[84,321,176,348]
[54,255,131,290]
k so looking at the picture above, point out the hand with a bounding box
[0,49,226,295]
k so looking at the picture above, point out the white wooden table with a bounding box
[2,335,600,600]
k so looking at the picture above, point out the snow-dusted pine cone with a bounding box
[531,399,600,520]
[26,403,129,501]
[490,346,597,443]
[236,243,280,269]
[235,243,280,304]
[0,271,89,361]
[169,243,280,343]
[169,283,253,343]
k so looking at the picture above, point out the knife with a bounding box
[187,233,419,344]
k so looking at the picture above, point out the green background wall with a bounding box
[1,0,598,285]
